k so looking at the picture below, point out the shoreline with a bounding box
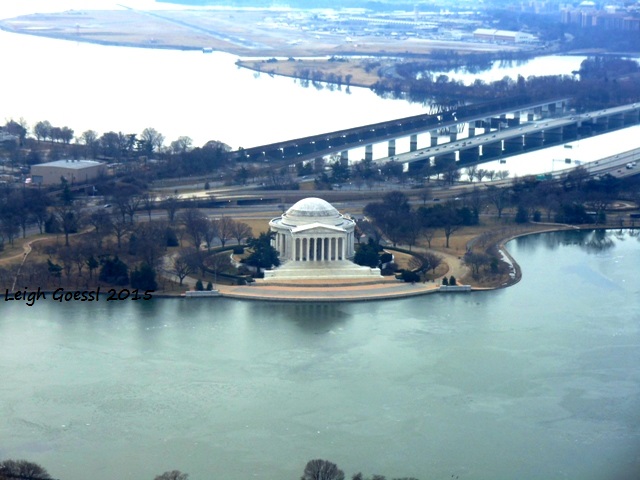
[3,225,637,303]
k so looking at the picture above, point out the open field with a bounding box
[0,9,515,57]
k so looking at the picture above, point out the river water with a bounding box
[1,230,639,480]
[0,1,608,152]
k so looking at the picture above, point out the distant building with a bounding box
[560,5,640,31]
[0,131,19,144]
[473,28,537,43]
[30,159,106,186]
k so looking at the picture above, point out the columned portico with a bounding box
[292,234,350,261]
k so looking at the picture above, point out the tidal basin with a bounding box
[1,230,639,480]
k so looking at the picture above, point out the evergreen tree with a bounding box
[243,232,280,275]
[130,263,157,291]
[99,256,129,285]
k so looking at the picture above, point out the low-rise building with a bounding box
[30,159,106,186]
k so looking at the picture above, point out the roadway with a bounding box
[382,103,640,168]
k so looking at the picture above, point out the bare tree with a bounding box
[464,251,492,278]
[170,136,193,154]
[301,459,345,480]
[54,203,83,247]
[163,196,180,224]
[485,185,510,218]
[465,165,478,183]
[442,208,463,248]
[421,227,436,249]
[205,251,232,283]
[202,218,219,252]
[404,211,422,251]
[180,207,208,249]
[231,220,253,245]
[171,249,196,286]
[0,459,52,480]
[422,251,443,275]
[131,222,167,269]
[111,213,131,250]
[153,470,188,480]
[88,209,113,248]
[140,127,165,155]
[216,216,234,247]
[141,193,155,220]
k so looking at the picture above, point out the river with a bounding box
[0,2,610,152]
[1,230,639,480]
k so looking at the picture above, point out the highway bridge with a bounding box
[233,96,571,164]
[234,99,640,174]
[391,102,640,172]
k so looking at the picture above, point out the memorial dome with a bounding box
[286,197,339,218]
[281,197,342,226]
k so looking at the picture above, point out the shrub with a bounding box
[380,262,398,276]
[233,246,244,255]
[195,279,204,291]
[379,252,393,264]
[515,205,529,223]
[533,210,542,222]
[400,269,420,283]
[165,227,179,247]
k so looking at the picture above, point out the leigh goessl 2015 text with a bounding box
[3,287,154,306]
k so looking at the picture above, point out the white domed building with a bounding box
[264,197,381,280]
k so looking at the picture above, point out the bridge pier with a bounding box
[388,139,396,157]
[577,122,593,139]
[562,124,578,142]
[430,131,438,147]
[481,141,503,159]
[314,157,324,172]
[340,150,349,162]
[525,131,544,149]
[504,135,524,153]
[593,116,609,133]
[408,158,429,173]
[449,132,458,142]
[468,126,476,137]
[624,109,640,126]
[365,144,373,161]
[458,147,480,165]
[609,113,624,130]
[410,134,418,152]
[543,127,563,145]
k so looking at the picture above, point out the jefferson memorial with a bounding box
[264,197,381,280]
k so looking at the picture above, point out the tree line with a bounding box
[353,169,640,283]
[0,457,423,480]
[371,56,640,110]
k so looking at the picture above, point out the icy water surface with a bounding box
[1,230,639,480]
